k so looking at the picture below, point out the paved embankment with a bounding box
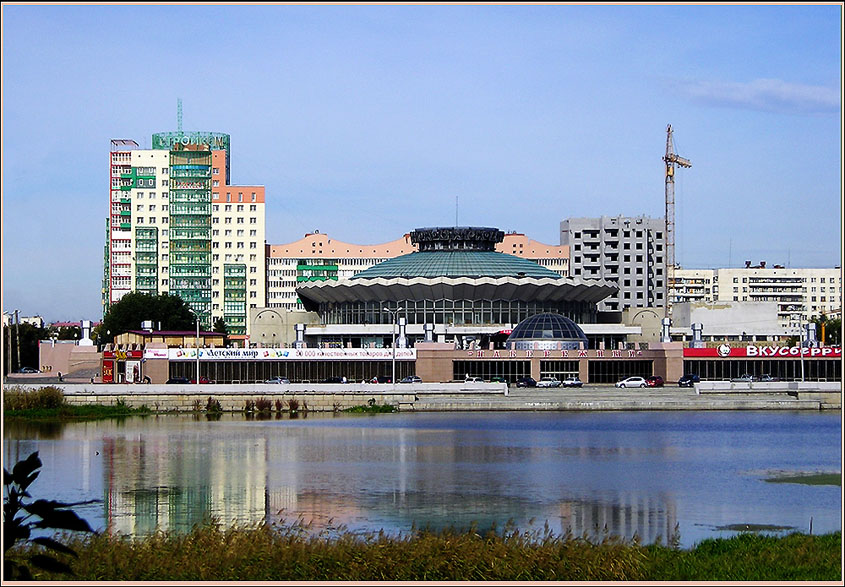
[3,380,839,411]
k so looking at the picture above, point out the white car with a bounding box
[615,376,647,388]
[561,376,583,388]
[537,376,562,388]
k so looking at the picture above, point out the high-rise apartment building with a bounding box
[560,216,666,312]
[104,132,266,335]
[672,262,842,329]
[266,231,569,312]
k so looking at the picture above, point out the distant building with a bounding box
[2,313,44,328]
[672,262,842,329]
[560,215,666,312]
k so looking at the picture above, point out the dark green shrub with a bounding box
[4,452,97,579]
[255,398,272,412]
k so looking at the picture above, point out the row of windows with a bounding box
[319,299,595,326]
[212,204,259,212]
[211,192,258,202]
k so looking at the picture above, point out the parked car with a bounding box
[537,376,562,388]
[760,374,780,382]
[615,376,647,388]
[490,376,508,384]
[561,376,583,388]
[732,374,757,383]
[189,376,211,384]
[464,376,485,383]
[678,373,700,387]
[322,376,345,384]
[516,376,537,388]
[166,376,191,384]
[400,375,422,384]
[646,376,664,387]
[265,376,290,384]
[371,376,392,384]
[17,366,39,374]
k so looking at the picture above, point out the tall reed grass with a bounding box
[7,520,839,582]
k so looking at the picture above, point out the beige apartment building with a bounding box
[266,231,569,312]
[672,262,842,329]
[104,132,266,338]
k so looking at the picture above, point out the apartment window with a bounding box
[162,205,168,211]
[149,217,156,224]
[213,291,220,298]
[213,230,219,236]
[226,193,231,202]
[136,217,143,224]
[250,242,257,249]
[162,192,168,199]
[250,291,257,298]
[225,230,232,236]
[237,218,244,224]
[225,218,232,224]
[250,205,257,211]
[636,242,643,250]
[623,255,630,262]
[162,230,168,237]
[237,230,244,236]
[250,230,257,236]
[213,254,219,261]
[250,217,256,224]
[250,254,256,261]
[250,267,257,273]
[149,205,156,211]
[251,192,256,201]
[212,217,219,224]
[225,242,232,249]
[225,205,232,211]
[136,204,143,211]
[237,205,244,212]
[213,168,219,174]
[213,242,219,249]
[212,279,219,285]
[733,278,739,283]
[161,180,168,187]
[623,279,631,286]
[238,192,243,202]
[250,279,257,286]
[213,193,220,200]
[149,192,156,199]
[636,255,643,262]
[237,242,244,249]
[623,268,630,275]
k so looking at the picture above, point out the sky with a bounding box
[2,3,842,323]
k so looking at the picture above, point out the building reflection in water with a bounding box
[98,423,677,545]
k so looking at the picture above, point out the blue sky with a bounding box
[2,4,842,322]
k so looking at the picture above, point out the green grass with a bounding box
[6,523,840,581]
[764,473,841,486]
[3,386,150,421]
[343,403,397,413]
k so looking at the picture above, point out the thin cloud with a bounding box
[673,78,840,114]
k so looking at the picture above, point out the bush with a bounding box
[205,397,222,413]
[3,386,65,411]
[4,452,98,579]
[255,398,273,412]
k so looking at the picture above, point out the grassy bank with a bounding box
[6,523,840,581]
[3,385,150,421]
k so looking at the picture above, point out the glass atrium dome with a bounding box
[506,312,588,350]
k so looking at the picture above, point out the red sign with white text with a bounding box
[684,345,841,359]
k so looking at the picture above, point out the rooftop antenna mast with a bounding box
[664,124,692,320]
[177,98,183,132]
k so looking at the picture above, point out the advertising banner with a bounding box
[168,347,417,361]
[684,345,841,358]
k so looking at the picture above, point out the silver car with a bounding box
[537,377,562,388]
[615,376,647,388]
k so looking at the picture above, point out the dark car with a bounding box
[678,374,700,387]
[321,376,345,384]
[265,376,290,384]
[17,366,39,374]
[371,376,392,383]
[166,376,191,384]
[400,375,422,383]
[516,376,537,388]
[189,376,211,384]
[646,376,664,387]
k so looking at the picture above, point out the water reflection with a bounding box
[3,411,840,548]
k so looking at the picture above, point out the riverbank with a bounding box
[6,522,840,581]
[3,381,841,412]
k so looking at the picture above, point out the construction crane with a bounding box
[663,124,691,320]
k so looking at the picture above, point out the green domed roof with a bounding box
[350,251,562,280]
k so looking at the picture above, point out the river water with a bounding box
[3,410,841,548]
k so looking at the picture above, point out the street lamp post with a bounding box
[383,306,404,389]
[189,309,200,385]
[793,314,805,383]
